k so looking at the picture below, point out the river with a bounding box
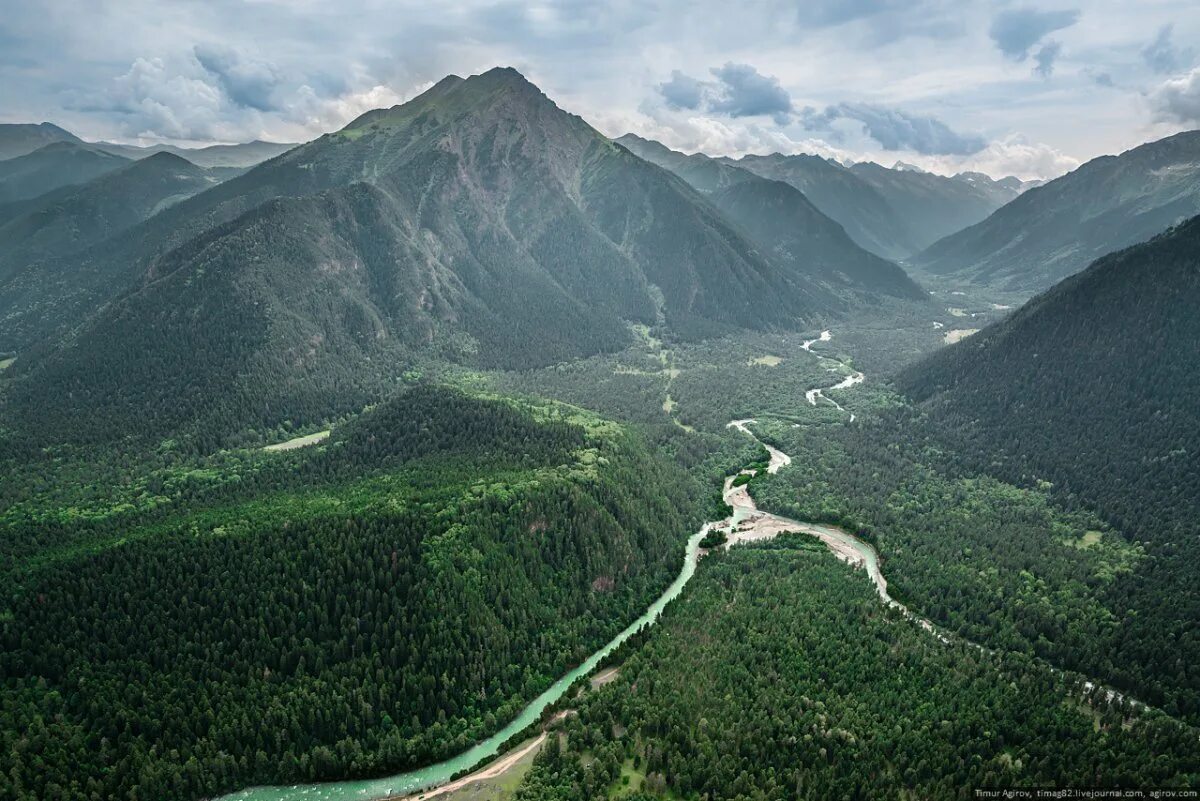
[216,527,715,801]
[218,403,1147,800]
[218,413,893,801]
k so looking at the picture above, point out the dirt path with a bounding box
[263,429,330,451]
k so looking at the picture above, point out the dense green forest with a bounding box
[3,67,1199,801]
[0,386,711,801]
[504,285,1200,728]
[899,218,1200,721]
[512,541,1199,800]
[745,413,1183,714]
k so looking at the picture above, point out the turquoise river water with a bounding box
[218,420,893,801]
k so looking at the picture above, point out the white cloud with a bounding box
[3,0,1199,175]
[929,135,1081,180]
[1149,67,1200,126]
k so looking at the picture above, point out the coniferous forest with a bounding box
[2,43,1200,801]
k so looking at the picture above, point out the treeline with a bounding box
[0,386,708,801]
[513,543,1200,800]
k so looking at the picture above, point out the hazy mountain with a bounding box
[93,139,298,168]
[727,151,918,260]
[0,152,219,271]
[0,122,82,160]
[616,134,928,302]
[615,133,755,193]
[911,130,1200,293]
[0,121,295,170]
[4,68,859,444]
[0,142,129,204]
[847,161,1025,252]
[723,152,1028,261]
[900,217,1200,712]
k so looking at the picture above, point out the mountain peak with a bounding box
[137,150,200,170]
[478,65,530,82]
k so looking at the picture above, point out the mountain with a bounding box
[723,152,1027,260]
[0,142,129,203]
[910,130,1200,293]
[616,134,927,302]
[0,122,82,160]
[614,134,755,193]
[0,122,295,169]
[847,160,1025,252]
[93,139,298,168]
[2,68,857,445]
[899,216,1200,715]
[726,151,917,260]
[0,153,225,346]
[0,152,218,272]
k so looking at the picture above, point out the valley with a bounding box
[2,54,1199,801]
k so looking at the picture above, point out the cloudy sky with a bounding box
[2,1,1198,179]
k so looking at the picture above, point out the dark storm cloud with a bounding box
[194,44,281,111]
[708,63,793,119]
[1033,41,1063,78]
[656,63,793,122]
[989,7,1079,60]
[658,71,705,110]
[1151,68,1200,125]
[801,103,987,155]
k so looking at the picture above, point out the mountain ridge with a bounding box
[615,134,928,303]
[4,67,877,445]
[910,129,1200,293]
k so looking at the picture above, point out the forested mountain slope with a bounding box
[710,179,927,302]
[0,152,217,276]
[0,385,708,801]
[615,134,928,303]
[0,153,225,349]
[2,68,858,446]
[0,141,129,203]
[727,153,1027,262]
[911,130,1200,293]
[899,216,1200,718]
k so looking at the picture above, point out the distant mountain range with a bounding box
[718,151,1031,260]
[0,121,296,168]
[616,134,925,301]
[0,153,227,348]
[0,142,130,204]
[911,130,1200,294]
[1,68,931,445]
